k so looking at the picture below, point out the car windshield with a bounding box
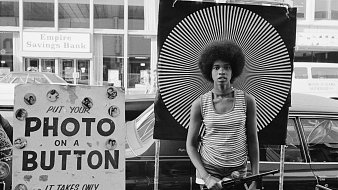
[301,118,338,162]
[0,73,66,84]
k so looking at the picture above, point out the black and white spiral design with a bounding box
[158,5,292,131]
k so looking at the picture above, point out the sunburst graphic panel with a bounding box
[158,5,292,131]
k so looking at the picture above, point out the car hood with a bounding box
[0,83,16,106]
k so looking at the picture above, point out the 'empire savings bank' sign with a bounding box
[23,32,90,53]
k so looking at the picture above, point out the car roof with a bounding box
[290,93,338,114]
[0,72,67,84]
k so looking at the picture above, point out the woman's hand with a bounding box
[245,181,259,190]
[205,175,222,190]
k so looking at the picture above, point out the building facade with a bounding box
[0,0,158,96]
[294,0,338,63]
[0,0,337,97]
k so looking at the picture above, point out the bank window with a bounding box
[315,0,338,20]
[59,0,90,28]
[294,67,308,79]
[94,0,124,29]
[128,36,151,94]
[103,35,124,87]
[294,0,306,19]
[0,0,19,26]
[311,68,338,79]
[23,0,54,27]
[128,0,144,30]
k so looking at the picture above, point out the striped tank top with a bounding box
[199,89,248,167]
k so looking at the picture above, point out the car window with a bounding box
[294,67,308,79]
[46,74,67,83]
[311,67,338,79]
[301,118,338,162]
[13,77,26,83]
[260,119,305,162]
[27,77,49,84]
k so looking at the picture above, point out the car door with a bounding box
[299,117,338,189]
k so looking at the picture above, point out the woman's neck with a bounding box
[212,85,234,96]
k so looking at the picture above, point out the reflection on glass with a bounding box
[293,0,306,19]
[94,0,124,29]
[128,36,150,94]
[24,58,39,72]
[311,67,338,79]
[301,118,338,162]
[103,35,124,87]
[61,59,74,83]
[313,0,338,20]
[41,59,55,73]
[128,0,144,30]
[23,0,54,27]
[0,0,19,26]
[59,0,90,28]
[77,59,89,85]
[294,67,308,79]
[332,0,338,19]
[0,32,13,78]
[260,119,305,162]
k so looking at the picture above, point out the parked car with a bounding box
[1,93,338,190]
[0,72,67,85]
[0,72,68,106]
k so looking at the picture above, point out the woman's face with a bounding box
[211,60,232,84]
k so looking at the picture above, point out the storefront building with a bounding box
[294,0,338,63]
[1,0,338,97]
[0,0,158,96]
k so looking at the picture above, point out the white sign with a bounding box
[296,31,338,47]
[13,84,125,190]
[22,32,90,52]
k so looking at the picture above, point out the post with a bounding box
[154,139,161,190]
[279,145,286,190]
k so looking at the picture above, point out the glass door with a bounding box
[60,59,90,84]
[77,60,90,85]
[60,59,75,84]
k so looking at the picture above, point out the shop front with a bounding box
[24,57,90,85]
[21,32,92,85]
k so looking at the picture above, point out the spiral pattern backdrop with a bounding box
[158,5,292,131]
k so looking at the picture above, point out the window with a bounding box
[94,0,124,29]
[301,118,338,162]
[315,0,338,20]
[294,0,306,19]
[128,0,144,30]
[0,0,19,26]
[311,67,338,79]
[331,1,338,19]
[128,36,151,94]
[0,32,13,78]
[294,67,308,79]
[295,51,338,63]
[103,35,124,87]
[23,0,54,27]
[59,0,90,28]
[260,119,305,162]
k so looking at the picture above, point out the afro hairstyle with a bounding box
[198,40,245,83]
